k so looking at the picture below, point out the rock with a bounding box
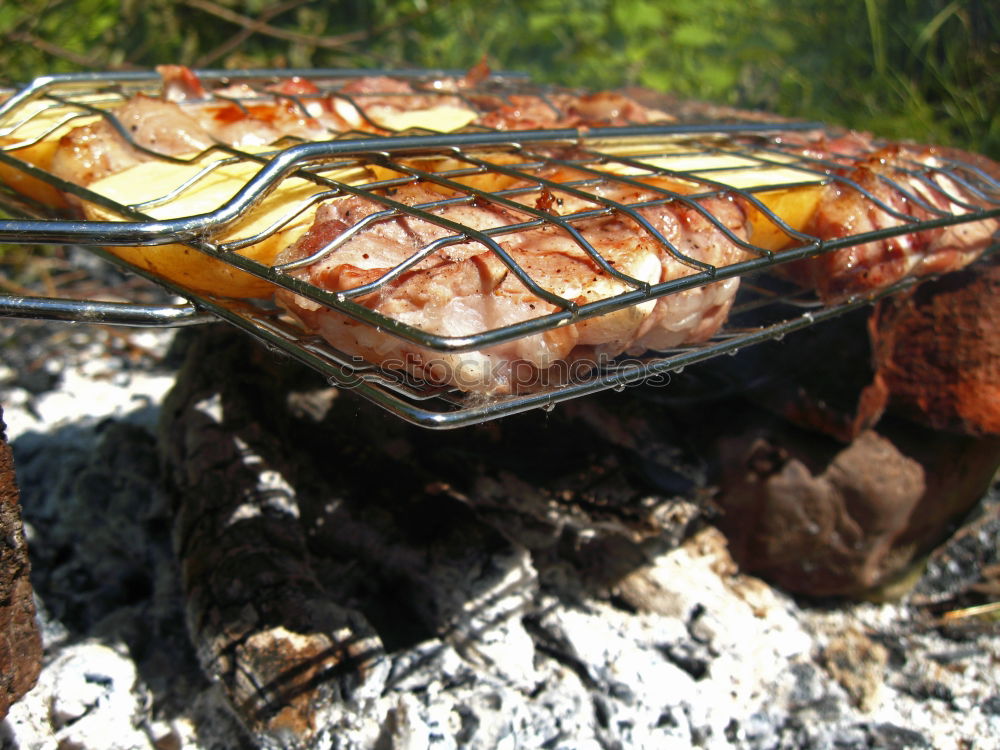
[697,253,1000,597]
[713,423,1000,597]
[870,254,1000,436]
[714,428,922,596]
[0,405,42,719]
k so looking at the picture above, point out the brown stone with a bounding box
[870,254,1000,436]
[702,252,1000,596]
[714,421,1000,597]
[0,405,43,719]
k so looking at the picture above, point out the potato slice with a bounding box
[747,183,824,251]
[0,96,104,207]
[370,148,825,251]
[607,148,826,251]
[82,149,371,298]
[368,105,478,133]
[368,151,530,195]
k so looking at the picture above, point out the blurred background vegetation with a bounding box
[0,0,996,156]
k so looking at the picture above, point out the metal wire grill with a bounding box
[1,70,998,427]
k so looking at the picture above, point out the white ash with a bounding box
[0,323,997,750]
[3,641,153,750]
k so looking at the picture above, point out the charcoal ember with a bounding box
[713,422,1000,597]
[911,489,1000,606]
[0,405,42,719]
[857,722,931,749]
[870,254,1000,436]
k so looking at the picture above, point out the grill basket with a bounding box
[1,69,997,427]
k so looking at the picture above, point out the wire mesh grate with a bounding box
[1,69,997,427]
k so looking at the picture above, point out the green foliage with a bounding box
[0,0,996,157]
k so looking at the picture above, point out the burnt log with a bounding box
[159,331,389,745]
[157,325,719,747]
[0,405,43,719]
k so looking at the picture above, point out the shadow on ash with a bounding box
[1,257,999,749]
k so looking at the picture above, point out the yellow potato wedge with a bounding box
[610,149,826,251]
[369,105,478,133]
[747,183,824,251]
[0,97,104,207]
[371,148,825,251]
[82,150,371,298]
[368,152,530,195]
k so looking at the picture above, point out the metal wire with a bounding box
[1,69,998,427]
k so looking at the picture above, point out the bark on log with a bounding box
[158,325,709,747]
[159,330,389,746]
[0,405,42,719]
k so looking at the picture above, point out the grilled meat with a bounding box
[44,66,672,190]
[776,135,999,301]
[275,176,751,394]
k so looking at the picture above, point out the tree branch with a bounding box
[180,0,368,50]
[2,30,136,71]
[193,0,314,68]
